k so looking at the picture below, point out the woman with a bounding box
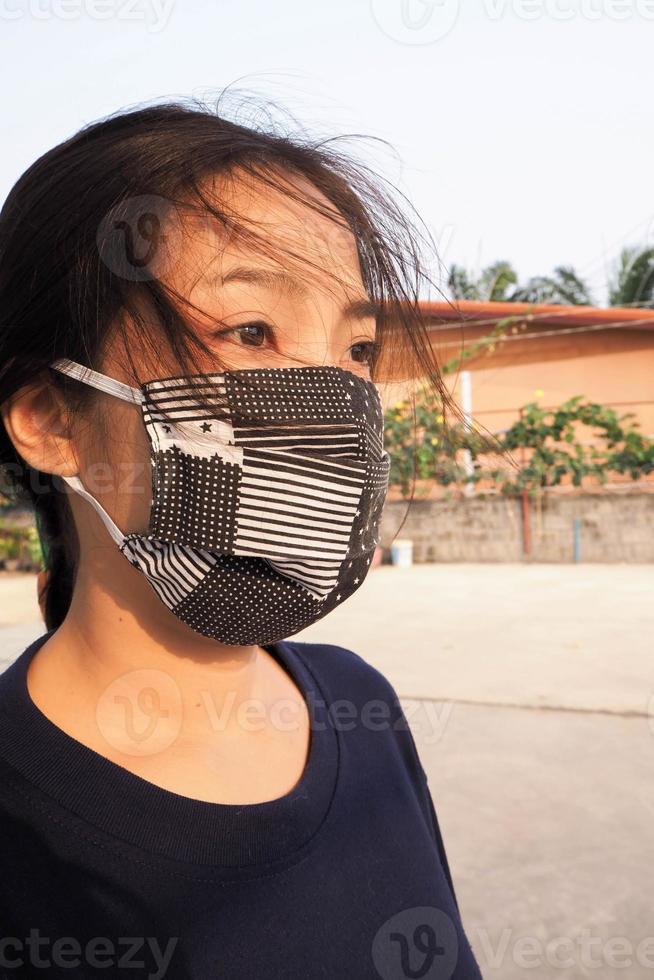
[0,99,483,978]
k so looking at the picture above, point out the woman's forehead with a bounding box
[162,172,364,300]
[198,168,360,269]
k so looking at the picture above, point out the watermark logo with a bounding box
[96,195,178,282]
[95,668,183,756]
[371,906,459,978]
[370,0,460,43]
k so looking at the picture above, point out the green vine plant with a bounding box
[383,384,495,498]
[383,312,527,497]
[384,392,654,499]
[488,397,654,496]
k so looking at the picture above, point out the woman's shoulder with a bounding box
[283,638,421,767]
[286,637,432,782]
[284,638,399,706]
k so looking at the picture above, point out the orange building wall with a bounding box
[448,344,654,438]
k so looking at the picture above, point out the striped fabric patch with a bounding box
[235,447,367,598]
[120,536,218,608]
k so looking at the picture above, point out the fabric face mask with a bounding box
[50,358,391,646]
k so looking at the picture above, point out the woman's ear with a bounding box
[1,378,79,478]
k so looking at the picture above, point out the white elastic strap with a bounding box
[51,358,144,406]
[61,475,126,547]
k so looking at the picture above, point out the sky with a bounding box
[1,0,653,305]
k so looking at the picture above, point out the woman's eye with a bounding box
[350,340,380,368]
[221,321,271,347]
[214,325,379,366]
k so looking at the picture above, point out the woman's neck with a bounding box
[30,549,287,752]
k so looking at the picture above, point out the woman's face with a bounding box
[73,168,381,538]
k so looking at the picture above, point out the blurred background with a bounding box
[1,2,653,977]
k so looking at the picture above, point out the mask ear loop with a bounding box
[49,358,146,547]
[59,475,126,547]
[50,358,144,406]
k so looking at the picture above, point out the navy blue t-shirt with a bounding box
[0,632,483,978]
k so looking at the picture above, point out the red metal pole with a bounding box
[519,407,531,556]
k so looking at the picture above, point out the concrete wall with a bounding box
[379,491,654,563]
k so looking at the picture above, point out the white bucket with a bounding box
[390,538,413,568]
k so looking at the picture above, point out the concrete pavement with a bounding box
[298,564,654,979]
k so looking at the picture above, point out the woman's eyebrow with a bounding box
[219,266,382,321]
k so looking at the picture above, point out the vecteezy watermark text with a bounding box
[371,0,654,45]
[476,927,654,971]
[95,667,455,757]
[484,0,654,20]
[0,931,178,979]
[0,0,175,33]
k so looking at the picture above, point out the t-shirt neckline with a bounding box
[0,631,339,868]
